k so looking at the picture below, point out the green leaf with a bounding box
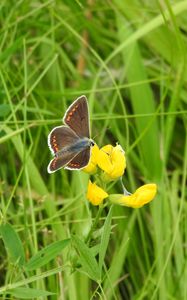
[3,125,65,240]
[99,206,113,273]
[0,104,10,117]
[9,287,54,299]
[116,14,161,180]
[25,239,70,271]
[0,223,25,266]
[0,37,23,62]
[73,235,100,282]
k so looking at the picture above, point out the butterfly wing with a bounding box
[63,95,90,138]
[65,147,91,170]
[48,125,79,155]
[47,151,80,173]
[48,96,92,173]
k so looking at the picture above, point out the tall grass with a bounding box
[0,1,187,299]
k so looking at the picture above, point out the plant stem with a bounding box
[85,205,104,244]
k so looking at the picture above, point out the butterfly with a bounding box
[47,95,95,173]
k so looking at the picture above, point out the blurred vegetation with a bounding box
[0,0,187,299]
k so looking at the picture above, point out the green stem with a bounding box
[120,177,131,195]
[85,205,104,244]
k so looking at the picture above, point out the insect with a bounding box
[47,95,95,173]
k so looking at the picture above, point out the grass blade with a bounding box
[99,206,113,274]
[116,13,161,180]
[25,239,70,271]
[9,287,54,299]
[0,222,25,266]
[73,235,100,282]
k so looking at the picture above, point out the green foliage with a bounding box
[0,104,10,117]
[25,239,70,271]
[99,205,113,273]
[0,0,187,299]
[0,222,25,266]
[72,235,100,282]
[8,287,54,299]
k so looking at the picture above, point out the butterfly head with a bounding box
[90,139,95,147]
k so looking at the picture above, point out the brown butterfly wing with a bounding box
[47,151,79,173]
[48,125,79,155]
[65,147,91,170]
[63,95,90,138]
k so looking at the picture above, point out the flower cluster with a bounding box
[83,144,157,208]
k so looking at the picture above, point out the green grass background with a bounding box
[0,0,187,299]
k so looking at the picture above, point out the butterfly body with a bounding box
[55,137,94,158]
[47,96,94,173]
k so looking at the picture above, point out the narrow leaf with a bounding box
[0,104,10,117]
[0,37,23,62]
[99,206,113,272]
[73,235,100,282]
[25,239,70,271]
[0,223,25,266]
[4,125,65,240]
[9,287,54,299]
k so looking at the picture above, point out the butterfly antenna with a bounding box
[92,126,111,140]
[92,132,100,140]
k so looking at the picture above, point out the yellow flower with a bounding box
[83,144,100,174]
[86,180,108,206]
[97,144,126,181]
[109,184,157,208]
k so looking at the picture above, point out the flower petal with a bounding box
[83,144,100,174]
[97,145,113,174]
[109,184,157,208]
[98,144,126,180]
[134,184,157,205]
[87,180,108,206]
[110,145,126,179]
